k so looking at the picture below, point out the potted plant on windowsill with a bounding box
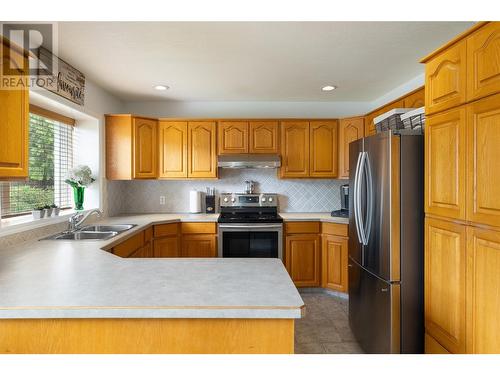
[65,165,96,211]
[32,206,46,219]
[44,204,53,217]
[51,204,60,216]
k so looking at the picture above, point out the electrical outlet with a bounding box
[159,196,166,205]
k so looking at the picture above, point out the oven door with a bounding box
[218,223,283,259]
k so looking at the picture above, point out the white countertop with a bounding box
[280,212,349,224]
[0,213,303,319]
[0,212,347,319]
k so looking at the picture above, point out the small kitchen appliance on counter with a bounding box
[205,187,216,213]
[331,184,349,218]
[217,193,283,259]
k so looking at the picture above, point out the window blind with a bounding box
[0,113,74,218]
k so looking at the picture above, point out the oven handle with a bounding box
[218,224,283,230]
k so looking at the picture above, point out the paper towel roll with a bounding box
[189,191,202,213]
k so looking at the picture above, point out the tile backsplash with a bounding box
[107,169,347,215]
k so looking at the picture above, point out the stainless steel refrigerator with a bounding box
[348,130,424,354]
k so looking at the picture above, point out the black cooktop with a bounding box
[218,206,283,224]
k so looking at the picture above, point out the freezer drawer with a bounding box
[348,258,400,354]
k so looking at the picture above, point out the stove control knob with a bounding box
[268,197,274,202]
[231,197,236,203]
[262,197,267,202]
[223,197,229,202]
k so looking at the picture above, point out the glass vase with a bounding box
[73,186,85,211]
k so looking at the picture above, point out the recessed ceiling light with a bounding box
[153,85,169,91]
[322,85,337,91]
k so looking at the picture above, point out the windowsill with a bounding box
[0,208,99,238]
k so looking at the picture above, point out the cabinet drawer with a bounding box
[181,222,217,234]
[322,222,348,237]
[113,232,145,258]
[153,223,179,237]
[285,221,320,234]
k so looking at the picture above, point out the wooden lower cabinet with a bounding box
[131,241,153,258]
[154,236,180,257]
[425,333,451,354]
[424,218,467,354]
[321,235,348,292]
[285,234,320,287]
[466,226,500,354]
[181,234,217,257]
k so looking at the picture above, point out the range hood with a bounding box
[217,154,281,169]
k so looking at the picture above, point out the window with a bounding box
[0,111,74,218]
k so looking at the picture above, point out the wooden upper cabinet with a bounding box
[466,22,500,102]
[466,226,500,354]
[218,121,248,154]
[133,117,158,179]
[425,106,466,220]
[466,93,500,227]
[158,121,188,178]
[285,234,320,287]
[425,218,467,354]
[339,117,364,178]
[0,40,29,179]
[249,121,279,153]
[309,120,338,178]
[188,121,217,178]
[425,39,467,115]
[403,88,425,108]
[280,121,310,178]
[321,234,348,292]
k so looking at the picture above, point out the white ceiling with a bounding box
[57,22,474,102]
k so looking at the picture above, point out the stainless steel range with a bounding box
[217,193,283,259]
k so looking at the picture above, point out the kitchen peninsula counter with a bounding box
[0,213,303,354]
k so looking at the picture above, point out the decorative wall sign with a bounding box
[37,46,85,106]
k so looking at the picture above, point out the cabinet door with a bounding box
[403,88,425,108]
[218,121,248,154]
[280,121,309,178]
[131,241,153,258]
[364,112,378,137]
[339,117,364,178]
[133,118,158,179]
[425,107,466,220]
[188,121,217,178]
[466,226,500,354]
[424,218,466,354]
[249,121,279,153]
[285,234,320,287]
[309,120,338,178]
[466,22,500,102]
[113,232,145,258]
[0,43,28,179]
[466,94,500,227]
[181,234,217,257]
[158,121,187,178]
[425,40,467,115]
[321,235,348,292]
[154,236,180,257]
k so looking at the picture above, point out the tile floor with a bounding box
[295,290,364,354]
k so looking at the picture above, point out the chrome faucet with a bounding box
[68,209,103,231]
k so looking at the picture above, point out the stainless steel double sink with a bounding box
[41,224,137,241]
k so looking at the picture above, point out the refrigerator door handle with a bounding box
[362,152,374,246]
[357,152,368,246]
[353,152,363,244]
